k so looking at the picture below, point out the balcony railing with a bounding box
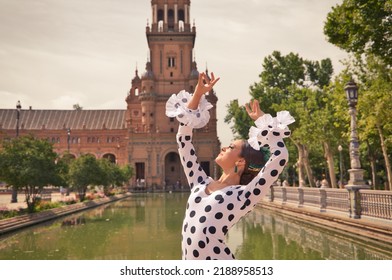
[267,186,392,220]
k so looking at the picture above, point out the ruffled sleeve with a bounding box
[165,90,213,129]
[248,110,295,150]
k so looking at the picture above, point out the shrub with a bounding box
[0,208,21,220]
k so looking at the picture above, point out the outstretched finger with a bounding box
[211,72,216,82]
[208,72,219,87]
[245,103,252,114]
[204,72,211,84]
[198,72,205,84]
[254,100,261,112]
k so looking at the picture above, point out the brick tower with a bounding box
[125,0,220,190]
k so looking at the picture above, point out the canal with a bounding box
[0,193,391,260]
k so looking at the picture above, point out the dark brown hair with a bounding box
[239,141,270,185]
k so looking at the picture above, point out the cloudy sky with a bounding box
[0,0,347,145]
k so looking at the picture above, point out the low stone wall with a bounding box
[0,193,132,235]
[258,200,392,245]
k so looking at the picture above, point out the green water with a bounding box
[0,193,391,260]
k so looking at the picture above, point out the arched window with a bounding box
[157,9,164,32]
[168,9,174,30]
[157,9,164,21]
[178,9,185,21]
[103,153,116,164]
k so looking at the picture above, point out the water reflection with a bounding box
[0,193,391,260]
[228,209,392,260]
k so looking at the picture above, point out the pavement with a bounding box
[0,192,76,210]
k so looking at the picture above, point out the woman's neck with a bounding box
[218,172,240,186]
[205,170,241,195]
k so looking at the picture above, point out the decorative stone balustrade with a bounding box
[268,186,392,220]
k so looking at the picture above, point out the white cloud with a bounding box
[50,93,87,110]
[0,90,30,108]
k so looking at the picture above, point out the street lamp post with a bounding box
[67,128,71,153]
[338,145,343,188]
[344,80,369,218]
[11,101,22,203]
[16,100,21,137]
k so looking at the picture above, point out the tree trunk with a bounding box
[323,142,337,188]
[369,159,376,189]
[24,188,32,212]
[303,145,315,188]
[377,123,392,191]
[292,140,307,187]
[24,186,43,213]
[366,140,376,189]
[78,187,87,201]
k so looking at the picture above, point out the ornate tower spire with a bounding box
[150,0,192,33]
[146,0,196,95]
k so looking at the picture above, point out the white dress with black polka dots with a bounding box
[166,91,294,260]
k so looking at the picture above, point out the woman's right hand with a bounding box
[245,99,264,121]
[194,72,220,96]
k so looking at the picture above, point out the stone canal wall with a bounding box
[258,200,392,246]
[0,193,132,235]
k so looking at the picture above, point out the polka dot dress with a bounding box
[166,91,294,260]
[177,122,290,260]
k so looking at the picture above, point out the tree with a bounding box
[96,159,134,196]
[324,1,392,189]
[356,57,392,190]
[115,164,134,188]
[73,104,83,111]
[68,154,101,201]
[0,136,60,212]
[96,158,113,195]
[224,99,253,140]
[225,51,337,187]
[324,0,392,66]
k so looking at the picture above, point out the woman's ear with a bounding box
[235,158,246,175]
[236,158,246,169]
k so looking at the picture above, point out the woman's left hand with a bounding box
[245,99,264,121]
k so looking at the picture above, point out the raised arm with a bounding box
[187,72,220,110]
[165,72,220,189]
[240,105,295,209]
[249,109,294,190]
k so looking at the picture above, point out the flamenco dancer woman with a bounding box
[165,72,295,260]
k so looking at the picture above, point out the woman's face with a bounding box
[215,139,243,170]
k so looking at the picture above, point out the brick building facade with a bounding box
[0,0,221,190]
